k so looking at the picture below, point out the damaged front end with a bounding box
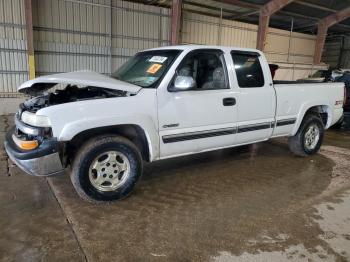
[4,116,64,176]
[21,84,128,113]
[5,70,141,176]
[18,70,141,112]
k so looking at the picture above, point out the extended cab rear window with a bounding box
[231,51,265,88]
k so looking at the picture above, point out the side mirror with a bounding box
[172,76,196,91]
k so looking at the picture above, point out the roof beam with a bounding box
[228,10,260,19]
[184,1,242,16]
[214,0,260,10]
[281,10,350,32]
[261,0,295,15]
[170,0,182,45]
[294,1,337,13]
[314,6,350,64]
[256,0,296,51]
[320,6,350,28]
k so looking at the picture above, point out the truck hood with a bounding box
[18,70,142,95]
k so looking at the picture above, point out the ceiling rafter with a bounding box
[293,1,337,13]
[214,0,260,10]
[314,6,350,63]
[142,0,350,34]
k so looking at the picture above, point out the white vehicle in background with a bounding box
[4,45,345,202]
[298,69,348,83]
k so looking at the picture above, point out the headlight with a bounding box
[21,111,51,127]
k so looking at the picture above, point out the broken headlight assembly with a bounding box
[21,111,51,127]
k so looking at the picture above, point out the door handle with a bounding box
[223,97,236,106]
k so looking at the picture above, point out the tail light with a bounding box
[336,85,347,107]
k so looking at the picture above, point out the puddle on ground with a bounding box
[47,140,350,261]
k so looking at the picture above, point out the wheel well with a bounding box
[304,105,329,127]
[68,125,150,163]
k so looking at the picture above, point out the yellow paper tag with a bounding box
[147,64,162,74]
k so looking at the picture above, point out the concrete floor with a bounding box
[1,115,350,262]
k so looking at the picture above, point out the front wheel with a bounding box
[288,114,324,157]
[70,135,143,203]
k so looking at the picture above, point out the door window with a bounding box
[173,50,228,90]
[231,51,265,88]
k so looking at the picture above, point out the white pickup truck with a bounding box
[5,45,345,202]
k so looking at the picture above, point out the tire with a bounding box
[288,114,324,157]
[70,135,143,203]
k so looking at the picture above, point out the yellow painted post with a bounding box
[28,55,35,79]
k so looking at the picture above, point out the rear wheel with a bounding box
[70,135,142,203]
[288,114,324,157]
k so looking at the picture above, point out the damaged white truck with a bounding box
[5,45,345,202]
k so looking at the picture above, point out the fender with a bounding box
[292,100,333,135]
[59,116,159,161]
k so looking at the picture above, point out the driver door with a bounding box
[157,49,239,158]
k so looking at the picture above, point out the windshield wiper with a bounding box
[128,80,149,87]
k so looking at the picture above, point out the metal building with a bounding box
[0,0,350,104]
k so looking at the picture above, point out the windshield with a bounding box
[112,50,181,88]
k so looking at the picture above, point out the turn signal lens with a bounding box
[12,135,38,150]
[20,140,39,150]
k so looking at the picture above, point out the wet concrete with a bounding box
[0,115,84,262]
[1,114,350,261]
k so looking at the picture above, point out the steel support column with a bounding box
[256,0,295,51]
[170,0,182,45]
[314,7,350,64]
[24,0,35,79]
[314,22,328,64]
[257,13,270,51]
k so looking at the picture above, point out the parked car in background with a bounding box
[298,69,345,83]
[4,45,346,202]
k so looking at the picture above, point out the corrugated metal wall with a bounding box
[32,0,170,77]
[0,0,28,97]
[0,0,170,97]
[323,36,350,70]
[0,0,331,96]
[323,37,342,68]
[339,36,350,69]
[181,12,322,80]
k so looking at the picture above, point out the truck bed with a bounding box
[272,81,344,135]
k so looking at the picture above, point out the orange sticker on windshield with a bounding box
[147,63,162,74]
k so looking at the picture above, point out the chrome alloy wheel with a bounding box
[304,124,320,151]
[88,151,130,192]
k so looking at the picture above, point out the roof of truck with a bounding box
[145,44,263,55]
